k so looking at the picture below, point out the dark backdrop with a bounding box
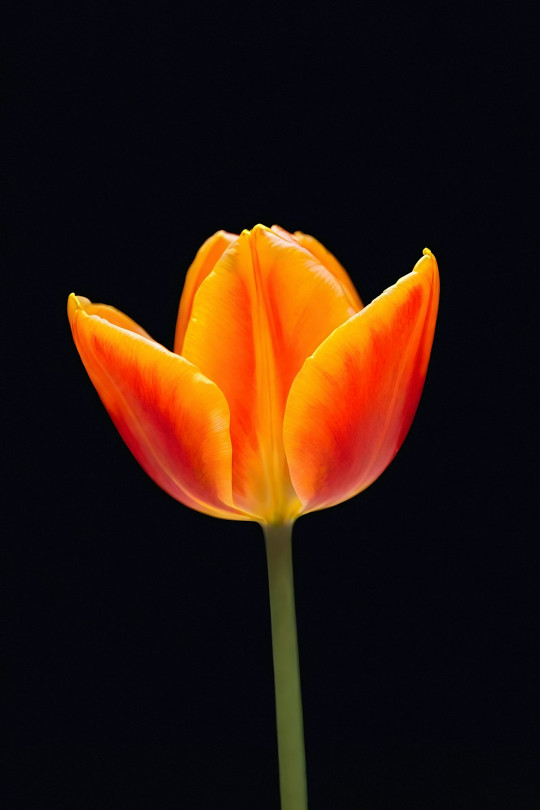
[3,2,538,808]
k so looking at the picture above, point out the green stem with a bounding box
[263,522,307,810]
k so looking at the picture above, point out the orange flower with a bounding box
[68,224,439,525]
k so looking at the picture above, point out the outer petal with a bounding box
[271,225,363,312]
[181,225,356,522]
[283,249,439,513]
[68,294,248,521]
[174,230,238,355]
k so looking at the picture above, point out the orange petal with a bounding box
[283,249,439,513]
[181,225,356,522]
[271,225,363,312]
[68,294,248,521]
[174,230,238,355]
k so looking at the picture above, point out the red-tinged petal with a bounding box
[67,294,248,521]
[181,225,356,522]
[271,225,363,312]
[174,230,238,355]
[283,249,439,513]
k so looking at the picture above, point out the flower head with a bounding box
[68,225,439,524]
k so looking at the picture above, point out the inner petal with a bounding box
[174,230,238,355]
[181,224,355,522]
[270,225,364,312]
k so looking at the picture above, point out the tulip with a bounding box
[68,224,439,810]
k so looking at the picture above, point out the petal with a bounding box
[181,225,356,522]
[283,249,439,513]
[174,230,238,355]
[271,225,363,312]
[68,294,248,521]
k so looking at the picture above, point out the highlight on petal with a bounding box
[283,249,439,513]
[270,225,363,312]
[68,294,248,521]
[181,225,357,523]
[174,230,238,355]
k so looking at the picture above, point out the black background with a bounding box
[3,2,538,808]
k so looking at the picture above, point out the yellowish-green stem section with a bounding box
[263,522,307,810]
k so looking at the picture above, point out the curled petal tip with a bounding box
[67,292,78,320]
[414,248,438,278]
[67,293,90,323]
